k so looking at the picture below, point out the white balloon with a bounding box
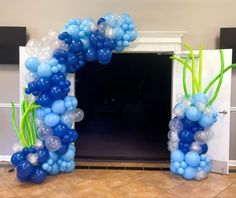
[27,153,38,165]
[195,170,207,180]
[72,108,84,122]
[45,136,61,152]
[37,124,53,140]
[167,130,179,142]
[25,72,38,83]
[190,142,202,154]
[194,129,214,144]
[12,143,23,152]
[169,117,183,130]
[34,139,44,149]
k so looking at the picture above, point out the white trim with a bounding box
[0,103,20,108]
[230,107,236,112]
[229,160,236,166]
[0,155,11,162]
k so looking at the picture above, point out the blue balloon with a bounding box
[192,93,208,105]
[179,129,194,143]
[65,161,75,173]
[56,144,68,155]
[49,163,59,175]
[61,148,75,162]
[37,149,49,164]
[37,94,54,107]
[69,40,83,53]
[37,63,52,77]
[177,167,185,175]
[62,134,71,144]
[17,160,34,177]
[44,113,60,127]
[171,149,184,162]
[25,57,40,72]
[50,86,64,100]
[185,151,200,167]
[17,171,30,182]
[66,25,80,39]
[183,167,196,180]
[51,72,66,85]
[186,106,202,122]
[11,152,25,166]
[49,152,59,162]
[198,114,215,128]
[178,141,190,154]
[30,168,47,184]
[200,144,208,154]
[51,100,66,114]
[97,48,112,61]
[68,129,79,142]
[37,77,51,92]
[182,117,197,129]
[170,162,178,174]
[53,122,69,138]
[85,48,97,62]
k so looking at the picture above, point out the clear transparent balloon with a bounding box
[194,129,214,144]
[190,142,202,154]
[169,117,183,130]
[37,124,53,140]
[45,136,61,152]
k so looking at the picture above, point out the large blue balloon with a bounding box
[17,160,34,177]
[185,151,200,167]
[183,167,197,180]
[11,152,25,166]
[178,141,190,154]
[171,149,184,162]
[30,168,47,184]
[53,122,69,138]
[51,100,66,114]
[25,57,40,72]
[186,106,201,122]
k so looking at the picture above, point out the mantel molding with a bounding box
[124,31,186,53]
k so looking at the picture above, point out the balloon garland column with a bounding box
[10,13,137,184]
[168,45,236,180]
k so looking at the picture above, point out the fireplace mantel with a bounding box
[125,31,186,53]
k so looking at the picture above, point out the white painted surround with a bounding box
[1,31,235,167]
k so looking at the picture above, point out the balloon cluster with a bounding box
[11,140,48,184]
[11,13,137,184]
[168,93,217,180]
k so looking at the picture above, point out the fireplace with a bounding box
[73,31,185,162]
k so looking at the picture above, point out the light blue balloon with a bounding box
[174,162,180,169]
[200,154,207,161]
[44,113,60,127]
[186,106,202,122]
[61,115,73,128]
[177,167,185,175]
[66,24,80,39]
[180,161,187,168]
[198,114,215,128]
[183,167,196,180]
[42,163,49,170]
[60,166,66,172]
[192,93,208,105]
[61,149,75,162]
[185,152,200,167]
[65,161,75,173]
[49,152,59,161]
[203,164,211,174]
[113,27,124,40]
[47,159,54,166]
[51,100,66,114]
[170,162,178,174]
[47,58,58,67]
[50,163,59,175]
[25,57,40,72]
[171,149,185,162]
[200,161,206,168]
[68,143,75,152]
[61,161,67,168]
[37,63,52,77]
[57,159,62,165]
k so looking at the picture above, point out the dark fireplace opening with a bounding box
[75,53,172,162]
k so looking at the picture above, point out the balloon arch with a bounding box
[9,13,236,184]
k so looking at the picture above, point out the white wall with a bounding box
[1,0,236,159]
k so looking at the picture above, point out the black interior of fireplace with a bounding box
[75,53,172,162]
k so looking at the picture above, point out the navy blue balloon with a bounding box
[179,129,194,143]
[17,171,30,182]
[30,168,47,184]
[53,123,68,138]
[68,129,79,142]
[11,152,25,166]
[22,147,36,156]
[37,149,49,164]
[56,144,68,155]
[62,134,71,144]
[37,94,53,107]
[69,40,83,53]
[178,141,190,154]
[37,77,51,92]
[85,48,97,62]
[50,86,64,100]
[54,49,68,64]
[67,52,78,65]
[58,31,70,40]
[17,160,34,177]
[182,117,197,129]
[27,81,38,92]
[97,17,106,25]
[51,72,66,85]
[200,144,208,154]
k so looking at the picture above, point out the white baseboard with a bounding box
[229,160,236,167]
[0,155,11,162]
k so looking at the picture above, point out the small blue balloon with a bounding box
[53,122,69,138]
[177,167,185,175]
[183,167,196,180]
[37,149,49,164]
[56,144,68,155]
[171,149,184,162]
[44,113,61,127]
[179,129,194,143]
[178,141,191,154]
[49,163,59,175]
[85,48,97,62]
[170,162,178,174]
[192,93,208,105]
[50,86,64,100]
[49,152,59,161]
[37,77,51,92]
[185,151,200,167]
[61,148,75,162]
[51,100,66,114]
[30,168,47,184]
[25,57,40,72]
[181,117,197,129]
[200,144,208,154]
[65,161,75,173]
[37,94,54,107]
[17,171,30,182]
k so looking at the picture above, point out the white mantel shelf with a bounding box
[125,31,186,53]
